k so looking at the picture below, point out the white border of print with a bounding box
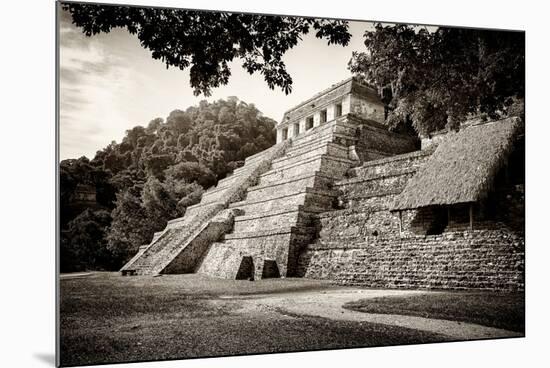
[1,0,548,367]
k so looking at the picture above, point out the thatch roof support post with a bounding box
[469,204,474,231]
[398,211,403,237]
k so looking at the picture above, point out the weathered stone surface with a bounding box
[297,147,524,291]
[120,142,289,275]
[276,78,388,143]
[161,209,243,274]
[122,81,524,292]
[297,228,524,291]
[196,115,415,280]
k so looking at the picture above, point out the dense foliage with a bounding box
[60,98,276,271]
[62,3,351,96]
[349,24,524,135]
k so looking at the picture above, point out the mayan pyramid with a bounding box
[121,78,524,291]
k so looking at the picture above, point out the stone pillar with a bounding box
[299,118,306,134]
[313,112,321,127]
[276,127,283,143]
[342,94,351,115]
[327,105,335,121]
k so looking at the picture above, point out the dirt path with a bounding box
[228,288,522,340]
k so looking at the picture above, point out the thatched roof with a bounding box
[391,117,523,211]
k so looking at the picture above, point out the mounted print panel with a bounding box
[57,1,525,366]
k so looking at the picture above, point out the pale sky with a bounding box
[59,8,379,160]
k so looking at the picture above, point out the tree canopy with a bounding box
[349,24,524,135]
[60,98,276,271]
[62,2,351,96]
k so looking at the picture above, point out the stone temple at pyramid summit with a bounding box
[121,77,525,291]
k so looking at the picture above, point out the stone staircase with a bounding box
[196,120,360,280]
[120,142,289,276]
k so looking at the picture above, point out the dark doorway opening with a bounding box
[262,260,281,279]
[306,116,314,130]
[426,206,448,235]
[236,256,255,280]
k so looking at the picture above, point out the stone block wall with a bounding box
[162,209,239,274]
[197,229,314,279]
[297,146,525,291]
[297,228,524,291]
[350,94,385,123]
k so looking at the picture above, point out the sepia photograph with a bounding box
[57,1,525,366]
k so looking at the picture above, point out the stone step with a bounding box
[212,167,255,188]
[245,174,333,203]
[334,277,523,290]
[349,149,433,179]
[303,234,524,253]
[229,188,338,214]
[335,171,414,204]
[271,143,350,169]
[125,229,179,271]
[243,144,279,164]
[285,136,340,153]
[289,131,358,153]
[250,171,336,194]
[200,174,261,203]
[232,208,317,233]
[230,157,268,175]
[284,138,346,158]
[211,144,283,186]
[260,155,354,185]
[240,205,326,222]
[130,209,238,275]
[260,156,325,182]
[337,167,417,186]
[120,245,153,273]
[289,120,359,148]
[185,200,225,215]
[288,133,334,151]
[224,225,316,240]
[201,185,239,204]
[335,272,525,283]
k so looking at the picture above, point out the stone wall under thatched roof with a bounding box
[391,117,523,211]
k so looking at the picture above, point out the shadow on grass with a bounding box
[59,273,453,367]
[343,291,525,332]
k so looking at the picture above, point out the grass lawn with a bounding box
[344,291,524,333]
[59,272,448,367]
